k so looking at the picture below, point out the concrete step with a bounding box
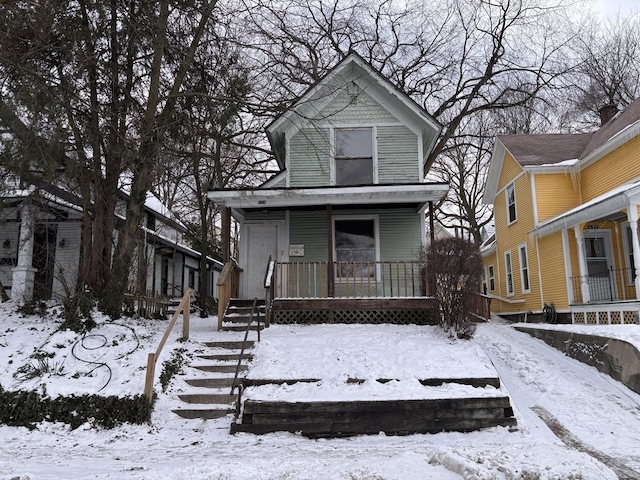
[178,393,237,404]
[185,377,238,388]
[203,341,254,349]
[197,353,253,362]
[192,364,248,373]
[173,408,235,420]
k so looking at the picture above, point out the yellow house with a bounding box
[482,99,640,324]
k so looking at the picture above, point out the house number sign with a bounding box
[289,245,304,256]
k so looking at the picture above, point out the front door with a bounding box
[584,230,617,301]
[243,223,279,299]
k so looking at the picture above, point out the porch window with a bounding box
[506,183,516,224]
[488,265,495,291]
[519,244,530,293]
[505,250,514,296]
[334,218,377,278]
[335,128,373,185]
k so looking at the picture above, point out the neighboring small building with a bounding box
[0,178,222,305]
[209,52,449,324]
[482,99,640,324]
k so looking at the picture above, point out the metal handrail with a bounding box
[230,297,261,396]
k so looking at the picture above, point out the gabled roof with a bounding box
[484,97,640,204]
[265,52,443,170]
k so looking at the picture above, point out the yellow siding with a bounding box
[581,135,640,202]
[497,152,523,192]
[537,231,570,310]
[534,172,581,223]
[492,163,542,313]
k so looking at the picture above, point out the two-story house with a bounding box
[209,52,449,325]
[482,98,640,325]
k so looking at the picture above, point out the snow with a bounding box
[2,301,640,479]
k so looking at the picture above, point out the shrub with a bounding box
[60,292,96,333]
[0,389,152,430]
[159,348,190,392]
[424,237,483,339]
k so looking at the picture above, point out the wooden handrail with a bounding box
[217,260,242,330]
[144,288,191,404]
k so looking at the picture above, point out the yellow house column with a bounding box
[562,228,574,304]
[627,204,640,299]
[574,225,590,303]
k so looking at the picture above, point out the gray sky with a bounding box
[594,0,639,16]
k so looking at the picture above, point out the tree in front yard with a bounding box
[426,237,483,339]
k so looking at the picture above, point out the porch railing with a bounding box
[570,267,637,304]
[273,261,426,299]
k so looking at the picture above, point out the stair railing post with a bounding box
[144,352,156,404]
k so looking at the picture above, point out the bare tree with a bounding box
[0,1,222,316]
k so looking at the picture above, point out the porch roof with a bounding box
[208,183,449,215]
[532,179,640,238]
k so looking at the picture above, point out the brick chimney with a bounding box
[598,104,618,126]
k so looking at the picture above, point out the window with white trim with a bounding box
[506,183,516,224]
[505,250,514,296]
[488,265,495,291]
[335,128,373,185]
[334,217,378,279]
[519,243,530,293]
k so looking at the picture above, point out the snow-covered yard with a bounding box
[1,300,640,479]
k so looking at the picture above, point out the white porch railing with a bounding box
[273,261,426,299]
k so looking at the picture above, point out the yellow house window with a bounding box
[505,250,514,296]
[506,183,516,224]
[488,265,495,291]
[519,243,530,293]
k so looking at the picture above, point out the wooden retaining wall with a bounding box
[231,396,516,437]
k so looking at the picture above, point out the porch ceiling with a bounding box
[208,183,449,214]
[532,179,640,238]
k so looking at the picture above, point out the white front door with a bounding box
[243,223,279,299]
[584,230,617,301]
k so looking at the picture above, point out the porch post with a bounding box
[326,205,335,298]
[627,205,640,299]
[222,207,231,264]
[562,228,575,305]
[574,225,590,303]
[429,201,435,245]
[11,204,37,304]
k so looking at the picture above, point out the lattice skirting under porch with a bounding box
[272,308,439,325]
[572,308,639,325]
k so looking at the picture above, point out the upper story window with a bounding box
[519,243,530,293]
[146,213,156,231]
[506,183,516,224]
[335,128,373,185]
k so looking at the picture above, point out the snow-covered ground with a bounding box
[1,300,640,479]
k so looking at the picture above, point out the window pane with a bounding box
[335,128,373,186]
[336,158,373,185]
[336,129,372,158]
[335,219,375,277]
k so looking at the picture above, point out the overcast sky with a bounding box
[594,0,639,16]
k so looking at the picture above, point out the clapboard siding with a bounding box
[534,172,580,224]
[289,128,331,187]
[52,222,82,299]
[378,125,420,183]
[581,135,640,202]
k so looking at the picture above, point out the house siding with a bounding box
[319,88,398,125]
[497,152,523,192]
[537,231,569,310]
[534,172,581,224]
[377,125,420,183]
[581,135,640,202]
[289,128,331,187]
[51,222,82,299]
[0,220,19,290]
